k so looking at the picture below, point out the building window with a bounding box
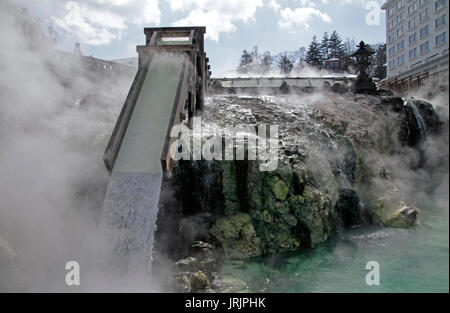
[397,12,404,24]
[420,25,429,37]
[436,32,447,45]
[420,41,430,53]
[389,46,396,55]
[409,17,418,29]
[397,0,405,9]
[389,60,396,69]
[398,55,405,65]
[397,26,404,37]
[420,8,429,22]
[409,48,418,58]
[389,20,395,30]
[397,40,405,50]
[409,32,417,44]
[419,0,429,6]
[435,14,446,28]
[408,2,417,14]
[435,0,446,11]
[389,34,395,43]
[388,7,395,17]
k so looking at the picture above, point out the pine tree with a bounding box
[237,50,253,73]
[320,32,330,61]
[306,36,323,67]
[328,30,345,59]
[277,51,296,74]
[373,44,387,79]
[250,46,259,60]
[260,51,273,74]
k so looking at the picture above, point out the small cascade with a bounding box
[405,100,428,140]
[102,172,163,275]
[317,127,353,190]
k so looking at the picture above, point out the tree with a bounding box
[341,37,357,72]
[277,51,297,74]
[306,36,323,67]
[297,47,307,62]
[328,30,345,59]
[320,32,331,61]
[295,46,307,70]
[260,51,273,74]
[250,46,259,60]
[237,49,253,73]
[343,37,357,56]
[373,44,387,79]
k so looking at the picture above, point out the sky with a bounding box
[16,0,387,76]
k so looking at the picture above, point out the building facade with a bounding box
[380,0,449,95]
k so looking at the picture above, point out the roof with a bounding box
[381,0,395,10]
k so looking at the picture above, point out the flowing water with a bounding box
[103,172,162,274]
[229,206,449,293]
[406,100,428,139]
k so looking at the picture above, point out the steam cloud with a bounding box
[0,6,163,292]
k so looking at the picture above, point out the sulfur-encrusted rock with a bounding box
[385,205,418,228]
[291,186,335,247]
[268,176,290,201]
[372,199,419,228]
[210,213,261,259]
[190,271,211,292]
[163,93,443,265]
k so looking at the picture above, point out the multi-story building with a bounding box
[380,0,449,95]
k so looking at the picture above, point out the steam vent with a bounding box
[0,0,448,295]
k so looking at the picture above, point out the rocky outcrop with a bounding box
[210,213,261,259]
[156,93,443,269]
[372,199,419,228]
[169,241,251,293]
[173,156,339,259]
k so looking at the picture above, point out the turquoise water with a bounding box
[228,207,449,293]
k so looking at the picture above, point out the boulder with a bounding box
[268,176,290,201]
[210,213,261,259]
[174,257,198,272]
[331,83,348,94]
[291,186,335,247]
[190,271,211,292]
[372,199,419,228]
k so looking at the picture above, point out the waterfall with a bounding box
[319,128,352,189]
[102,172,163,275]
[406,100,428,140]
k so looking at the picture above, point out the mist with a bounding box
[0,6,164,292]
[219,62,356,79]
